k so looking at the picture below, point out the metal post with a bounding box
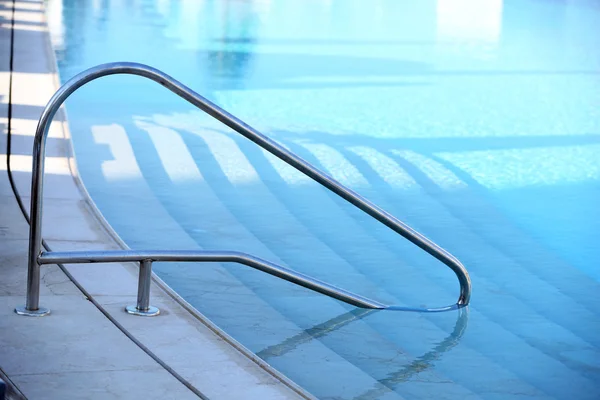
[125,259,160,316]
[14,110,51,317]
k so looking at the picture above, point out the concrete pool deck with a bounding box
[0,0,311,398]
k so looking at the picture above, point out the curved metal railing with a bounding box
[15,62,471,317]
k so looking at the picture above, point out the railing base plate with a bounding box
[14,306,51,317]
[125,305,160,317]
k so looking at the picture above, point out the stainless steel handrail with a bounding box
[14,62,471,317]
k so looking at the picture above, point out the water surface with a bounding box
[46,1,600,398]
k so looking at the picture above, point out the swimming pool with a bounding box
[46,0,600,398]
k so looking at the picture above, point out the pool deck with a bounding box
[0,1,312,398]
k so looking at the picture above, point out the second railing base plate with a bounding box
[125,305,160,317]
[14,306,51,317]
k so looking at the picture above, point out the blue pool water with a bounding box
[46,0,600,398]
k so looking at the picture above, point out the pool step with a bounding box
[130,122,600,396]
[81,121,600,398]
[128,121,488,397]
[86,123,407,399]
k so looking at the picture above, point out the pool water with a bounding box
[47,0,600,398]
